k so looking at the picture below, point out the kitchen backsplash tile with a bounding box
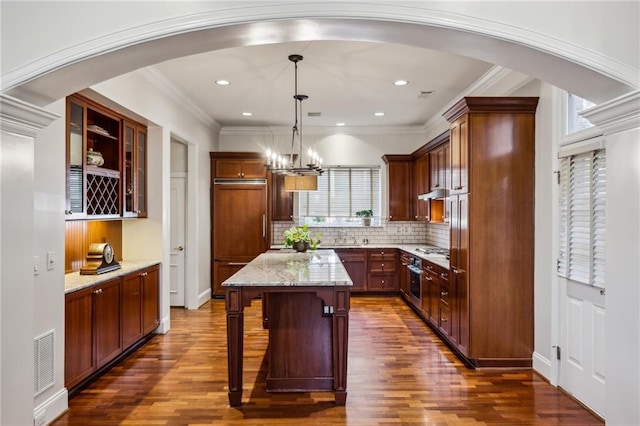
[272,221,449,248]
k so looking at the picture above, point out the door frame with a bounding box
[170,135,201,309]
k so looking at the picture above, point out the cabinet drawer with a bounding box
[423,261,449,282]
[368,260,396,273]
[368,274,398,292]
[439,282,451,307]
[439,302,451,336]
[368,249,394,258]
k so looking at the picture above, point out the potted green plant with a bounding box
[283,224,322,252]
[355,209,374,226]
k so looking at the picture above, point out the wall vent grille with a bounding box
[33,330,55,396]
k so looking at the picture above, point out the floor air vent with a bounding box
[33,330,55,396]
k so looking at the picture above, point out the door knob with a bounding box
[177,246,184,251]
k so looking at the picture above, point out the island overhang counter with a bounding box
[222,249,352,406]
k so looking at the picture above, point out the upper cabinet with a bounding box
[214,157,266,179]
[270,172,293,221]
[413,153,430,221]
[123,121,147,218]
[449,114,468,195]
[65,94,147,220]
[382,155,413,221]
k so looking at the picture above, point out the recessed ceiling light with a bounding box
[336,122,346,127]
[394,80,408,86]
[374,112,385,116]
[242,112,252,117]
[215,80,230,86]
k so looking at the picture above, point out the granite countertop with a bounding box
[270,244,450,269]
[65,260,160,294]
[222,249,352,287]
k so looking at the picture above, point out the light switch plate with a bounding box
[46,251,55,270]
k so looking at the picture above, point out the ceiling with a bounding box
[150,40,494,129]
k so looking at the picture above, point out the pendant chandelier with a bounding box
[266,54,323,191]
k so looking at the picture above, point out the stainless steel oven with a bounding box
[407,256,422,299]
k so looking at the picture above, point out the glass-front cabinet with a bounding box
[123,121,147,218]
[66,94,147,220]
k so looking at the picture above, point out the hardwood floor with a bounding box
[53,296,603,425]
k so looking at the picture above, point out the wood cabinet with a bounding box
[141,265,160,334]
[122,120,147,218]
[421,260,448,330]
[64,286,96,389]
[65,94,147,220]
[270,172,293,221]
[367,249,398,292]
[413,154,430,221]
[65,277,122,389]
[429,144,449,192]
[398,252,411,295]
[335,249,367,292]
[213,157,266,179]
[443,97,538,367]
[65,264,160,390]
[382,155,413,221]
[94,279,123,368]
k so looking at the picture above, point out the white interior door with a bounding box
[170,176,186,306]
[559,279,606,418]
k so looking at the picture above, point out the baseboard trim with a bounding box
[197,288,212,308]
[34,387,68,426]
[532,350,553,381]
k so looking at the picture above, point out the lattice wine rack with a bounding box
[86,168,120,215]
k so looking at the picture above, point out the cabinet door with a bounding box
[271,172,293,221]
[399,254,410,295]
[66,97,86,218]
[94,279,122,368]
[123,121,147,218]
[122,273,143,348]
[142,265,160,335]
[240,159,267,178]
[450,116,468,194]
[335,249,367,292]
[413,155,430,221]
[385,158,412,221]
[65,287,95,388]
[215,160,243,178]
[450,194,469,354]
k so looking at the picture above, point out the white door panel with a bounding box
[170,176,186,306]
[560,279,605,418]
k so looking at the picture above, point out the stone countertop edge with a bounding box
[223,249,353,287]
[65,260,160,294]
[270,244,450,269]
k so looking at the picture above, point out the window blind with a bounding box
[299,166,380,219]
[558,149,606,288]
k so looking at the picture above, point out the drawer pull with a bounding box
[441,291,448,297]
[441,317,448,323]
[440,272,448,278]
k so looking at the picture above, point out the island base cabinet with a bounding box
[267,292,334,392]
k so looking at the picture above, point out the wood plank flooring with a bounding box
[53,296,603,425]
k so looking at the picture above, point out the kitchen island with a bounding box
[222,249,352,406]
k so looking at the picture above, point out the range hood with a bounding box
[418,188,448,200]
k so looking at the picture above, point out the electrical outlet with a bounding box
[46,251,55,270]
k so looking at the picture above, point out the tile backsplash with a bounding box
[272,221,450,248]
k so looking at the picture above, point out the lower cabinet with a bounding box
[65,264,160,390]
[367,249,398,292]
[334,249,367,292]
[213,261,245,297]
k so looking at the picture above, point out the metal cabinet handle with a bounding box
[452,268,464,275]
[441,317,448,323]
[440,272,448,278]
[441,291,448,297]
[93,289,102,295]
[454,185,463,190]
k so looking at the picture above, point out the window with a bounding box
[298,166,381,226]
[558,149,606,287]
[566,93,596,135]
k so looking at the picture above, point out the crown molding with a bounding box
[0,95,59,138]
[581,90,640,135]
[422,65,533,136]
[137,67,220,131]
